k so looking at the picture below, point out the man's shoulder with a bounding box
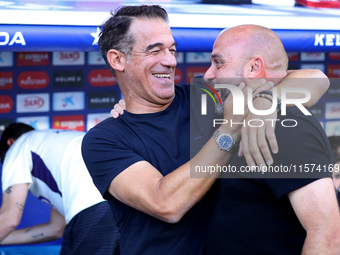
[273,106,332,179]
[280,106,316,119]
[91,116,115,128]
[276,106,328,147]
[278,106,322,131]
[84,117,120,141]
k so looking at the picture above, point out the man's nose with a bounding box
[204,66,215,81]
[161,50,177,68]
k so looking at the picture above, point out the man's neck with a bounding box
[125,95,175,114]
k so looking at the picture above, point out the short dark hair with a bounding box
[0,123,34,163]
[98,5,169,77]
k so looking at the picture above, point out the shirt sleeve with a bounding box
[81,121,144,198]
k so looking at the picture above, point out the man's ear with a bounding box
[7,138,15,147]
[245,57,265,79]
[107,49,126,72]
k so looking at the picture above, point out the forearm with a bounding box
[0,184,29,242]
[159,130,238,222]
[0,222,17,242]
[0,223,64,245]
[0,212,20,241]
[114,127,239,224]
[302,232,340,255]
[275,69,329,107]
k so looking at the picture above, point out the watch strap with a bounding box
[213,129,238,152]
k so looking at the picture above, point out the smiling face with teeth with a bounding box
[118,17,177,113]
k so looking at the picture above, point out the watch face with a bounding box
[218,135,233,150]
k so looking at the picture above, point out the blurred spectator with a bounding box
[0,123,120,255]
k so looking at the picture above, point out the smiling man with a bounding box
[81,5,330,255]
[81,5,257,254]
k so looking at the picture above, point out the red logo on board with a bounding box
[59,52,80,63]
[18,71,49,89]
[53,115,85,131]
[328,53,340,61]
[186,67,209,83]
[174,68,183,84]
[88,69,116,87]
[23,96,45,110]
[327,65,340,78]
[17,52,49,66]
[0,96,13,113]
[0,72,13,90]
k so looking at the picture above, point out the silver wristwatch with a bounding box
[213,130,237,152]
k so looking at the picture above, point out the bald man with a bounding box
[204,25,340,254]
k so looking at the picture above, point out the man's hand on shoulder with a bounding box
[111,99,126,118]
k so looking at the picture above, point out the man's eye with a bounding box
[170,48,176,54]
